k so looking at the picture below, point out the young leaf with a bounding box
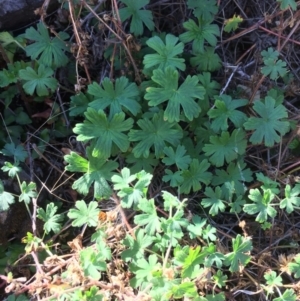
[73,108,133,158]
[80,247,106,280]
[0,180,15,211]
[244,96,290,147]
[67,200,100,227]
[19,182,37,204]
[163,169,183,187]
[121,229,153,262]
[162,145,191,170]
[125,153,159,174]
[197,72,220,111]
[37,202,64,234]
[201,186,226,216]
[280,184,300,214]
[1,142,27,162]
[180,18,219,53]
[212,161,253,197]
[181,159,212,194]
[134,198,161,235]
[224,234,252,272]
[69,92,93,117]
[202,225,217,242]
[119,0,154,36]
[134,254,161,281]
[264,271,283,290]
[145,67,205,122]
[203,129,247,167]
[274,289,297,301]
[213,270,228,288]
[204,244,225,269]
[19,64,58,96]
[88,77,141,118]
[224,14,243,32]
[143,34,186,71]
[256,172,280,194]
[117,171,152,208]
[190,47,222,71]
[24,22,69,67]
[180,246,207,278]
[208,95,248,132]
[277,0,297,11]
[64,147,117,199]
[1,161,22,178]
[288,254,300,278]
[111,167,137,191]
[128,111,183,158]
[187,215,207,239]
[243,188,277,223]
[187,0,218,21]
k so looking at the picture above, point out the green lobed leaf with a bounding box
[0,180,15,211]
[19,64,58,96]
[208,94,248,132]
[119,0,154,36]
[68,200,100,227]
[88,77,141,118]
[145,67,204,122]
[181,159,212,194]
[37,202,64,234]
[244,96,290,147]
[203,129,247,167]
[180,18,219,53]
[143,34,186,71]
[243,188,277,223]
[224,234,252,272]
[24,22,69,67]
[129,111,183,158]
[73,108,133,158]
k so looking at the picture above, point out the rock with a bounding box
[0,0,58,31]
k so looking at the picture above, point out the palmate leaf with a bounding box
[224,234,252,272]
[277,0,297,10]
[187,0,218,21]
[37,202,63,234]
[162,145,191,170]
[244,96,290,147]
[119,0,154,36]
[145,67,205,122]
[181,159,212,194]
[202,186,226,216]
[0,180,15,211]
[68,200,100,227]
[88,77,141,118]
[197,72,220,111]
[212,161,253,197]
[134,198,161,235]
[208,94,248,132]
[143,34,186,71]
[24,22,69,68]
[128,111,183,158]
[203,129,247,167]
[261,48,288,80]
[180,18,219,53]
[243,188,277,223]
[126,153,159,174]
[190,47,222,71]
[280,184,300,214]
[19,64,58,96]
[73,108,133,158]
[69,92,93,117]
[64,146,118,199]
